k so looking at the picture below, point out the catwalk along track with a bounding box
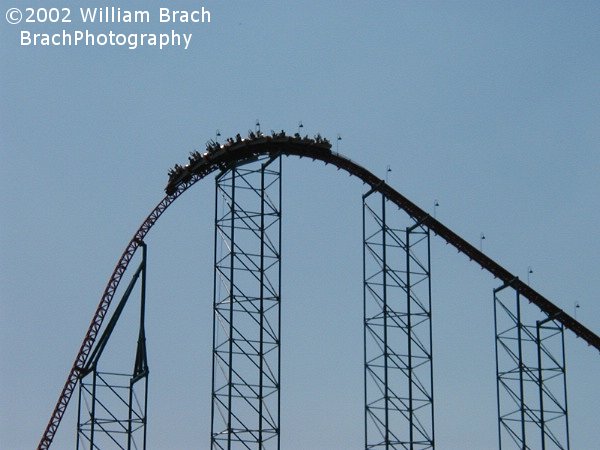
[38,131,600,449]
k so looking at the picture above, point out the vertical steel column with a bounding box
[363,189,434,449]
[405,221,435,449]
[536,316,570,450]
[494,282,569,449]
[76,244,149,450]
[129,243,149,450]
[211,155,282,449]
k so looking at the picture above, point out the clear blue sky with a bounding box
[1,1,599,448]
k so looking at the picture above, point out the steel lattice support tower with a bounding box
[77,243,149,450]
[494,282,569,449]
[211,155,282,449]
[363,189,434,449]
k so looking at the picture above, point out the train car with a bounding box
[165,132,332,195]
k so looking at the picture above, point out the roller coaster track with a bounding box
[38,136,600,449]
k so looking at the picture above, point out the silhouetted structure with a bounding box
[38,132,598,450]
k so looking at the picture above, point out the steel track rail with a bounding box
[38,137,599,449]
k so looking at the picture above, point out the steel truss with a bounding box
[363,189,434,449]
[211,155,282,449]
[76,243,149,450]
[494,282,569,449]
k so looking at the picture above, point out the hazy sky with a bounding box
[1,1,599,449]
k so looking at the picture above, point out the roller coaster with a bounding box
[38,131,599,449]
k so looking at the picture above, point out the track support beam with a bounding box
[211,156,282,449]
[363,190,434,449]
[76,243,149,450]
[494,283,569,449]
